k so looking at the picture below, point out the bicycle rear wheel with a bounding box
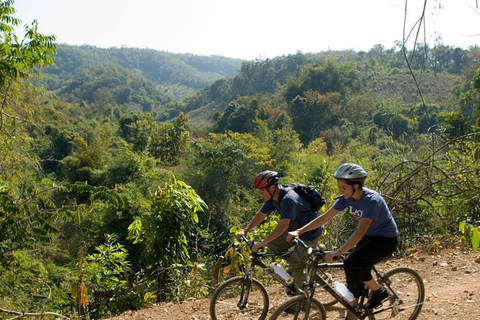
[209,276,269,320]
[269,295,326,320]
[376,267,425,320]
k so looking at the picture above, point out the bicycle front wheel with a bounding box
[269,295,326,320]
[209,276,269,320]
[378,267,425,320]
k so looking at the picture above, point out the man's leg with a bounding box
[268,232,321,290]
[266,230,297,290]
[266,230,292,252]
[288,235,321,289]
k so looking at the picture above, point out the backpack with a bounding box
[281,183,326,212]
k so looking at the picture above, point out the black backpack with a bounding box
[281,183,325,212]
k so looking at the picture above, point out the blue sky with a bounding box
[13,0,480,60]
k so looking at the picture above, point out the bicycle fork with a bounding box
[236,277,252,310]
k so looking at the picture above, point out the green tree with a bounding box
[127,177,207,301]
[119,112,155,152]
[190,132,271,210]
[0,0,56,181]
[149,112,190,166]
[284,59,359,103]
[439,110,467,138]
[83,234,132,319]
[289,90,342,144]
[57,122,113,185]
[0,0,56,89]
[253,113,302,166]
[213,100,257,133]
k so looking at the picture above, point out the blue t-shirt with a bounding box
[260,186,323,241]
[333,187,398,238]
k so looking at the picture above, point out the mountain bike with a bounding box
[209,236,314,320]
[270,239,425,320]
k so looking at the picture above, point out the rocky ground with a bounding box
[106,243,480,320]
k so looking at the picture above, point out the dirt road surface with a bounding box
[106,245,480,320]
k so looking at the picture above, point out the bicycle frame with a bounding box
[226,237,295,312]
[237,236,293,287]
[302,251,405,319]
[244,250,292,287]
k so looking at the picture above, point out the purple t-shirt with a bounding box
[260,186,323,241]
[333,187,398,238]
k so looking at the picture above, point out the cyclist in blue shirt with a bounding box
[236,170,323,294]
[287,163,398,315]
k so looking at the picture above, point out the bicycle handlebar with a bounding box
[239,235,254,248]
[291,237,327,260]
[238,235,327,261]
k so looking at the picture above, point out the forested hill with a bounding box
[40,44,244,100]
[165,45,478,127]
[38,44,477,127]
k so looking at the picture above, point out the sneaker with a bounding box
[364,286,388,309]
[285,283,298,296]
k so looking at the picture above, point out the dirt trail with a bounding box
[106,245,480,320]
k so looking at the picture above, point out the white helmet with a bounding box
[334,163,367,183]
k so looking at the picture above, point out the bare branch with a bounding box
[0,308,70,320]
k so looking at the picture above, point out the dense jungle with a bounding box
[1,0,480,319]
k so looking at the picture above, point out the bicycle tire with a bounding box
[269,295,326,320]
[377,267,425,320]
[209,276,269,320]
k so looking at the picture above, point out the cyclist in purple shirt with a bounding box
[236,170,323,294]
[287,163,398,316]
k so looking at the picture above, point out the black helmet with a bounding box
[254,170,279,188]
[334,163,367,186]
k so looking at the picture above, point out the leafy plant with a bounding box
[0,0,57,89]
[459,222,480,252]
[81,234,133,319]
[127,176,207,301]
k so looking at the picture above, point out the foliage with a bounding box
[0,0,56,187]
[82,234,135,319]
[189,131,272,210]
[0,249,75,314]
[221,234,252,277]
[459,222,480,252]
[58,64,173,112]
[0,0,56,89]
[170,262,210,302]
[375,134,480,251]
[127,176,207,301]
[0,177,59,252]
[39,44,242,100]
[149,112,190,165]
[289,91,342,144]
[213,100,257,133]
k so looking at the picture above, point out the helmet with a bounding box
[334,163,367,180]
[254,170,279,188]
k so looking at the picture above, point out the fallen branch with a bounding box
[0,308,70,320]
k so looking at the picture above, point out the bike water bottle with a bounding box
[269,263,291,281]
[335,281,355,302]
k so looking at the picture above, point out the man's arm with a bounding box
[287,206,339,242]
[252,218,290,252]
[236,211,267,240]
